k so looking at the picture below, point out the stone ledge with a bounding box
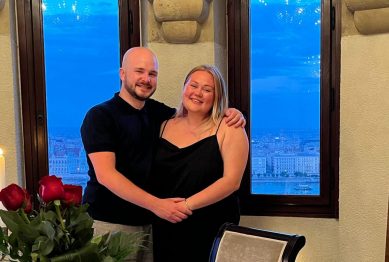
[148,0,211,43]
[153,0,210,23]
[345,0,389,11]
[354,8,389,35]
[161,21,200,44]
[345,0,389,35]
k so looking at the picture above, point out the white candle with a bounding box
[0,148,5,216]
[0,148,5,190]
[0,148,6,190]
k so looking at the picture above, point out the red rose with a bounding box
[0,184,31,212]
[23,189,32,213]
[63,185,82,206]
[39,175,65,203]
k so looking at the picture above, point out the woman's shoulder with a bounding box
[217,117,247,139]
[160,116,183,130]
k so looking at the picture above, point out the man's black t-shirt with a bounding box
[81,93,175,225]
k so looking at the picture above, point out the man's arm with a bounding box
[88,151,192,223]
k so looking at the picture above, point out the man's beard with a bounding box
[126,83,155,101]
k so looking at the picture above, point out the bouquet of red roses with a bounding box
[0,175,143,262]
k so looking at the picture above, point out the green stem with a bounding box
[54,200,66,230]
[19,209,30,224]
[54,200,71,245]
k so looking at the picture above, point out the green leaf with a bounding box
[49,242,100,262]
[32,236,55,256]
[0,210,26,234]
[98,231,145,261]
[38,220,56,240]
[41,210,57,223]
[0,210,40,244]
[101,257,115,262]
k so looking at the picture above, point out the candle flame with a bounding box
[0,148,3,155]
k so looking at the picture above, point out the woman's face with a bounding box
[182,70,215,116]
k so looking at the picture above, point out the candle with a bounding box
[0,148,5,217]
[0,148,5,231]
[0,148,5,190]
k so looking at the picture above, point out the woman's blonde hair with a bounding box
[176,65,228,126]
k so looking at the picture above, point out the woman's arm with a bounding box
[184,123,249,210]
[89,152,192,223]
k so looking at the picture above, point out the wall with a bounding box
[0,0,23,186]
[338,26,389,262]
[1,0,388,261]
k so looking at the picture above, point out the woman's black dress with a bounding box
[150,122,240,262]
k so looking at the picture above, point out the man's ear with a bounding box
[119,68,125,81]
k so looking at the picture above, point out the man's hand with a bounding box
[225,108,246,128]
[151,198,192,223]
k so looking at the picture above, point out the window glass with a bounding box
[42,0,120,189]
[250,0,321,195]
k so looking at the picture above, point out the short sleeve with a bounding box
[148,99,176,124]
[80,106,117,154]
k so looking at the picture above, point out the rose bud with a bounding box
[0,184,26,211]
[63,185,82,206]
[23,189,33,213]
[39,175,65,203]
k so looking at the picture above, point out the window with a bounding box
[16,0,140,195]
[227,0,340,217]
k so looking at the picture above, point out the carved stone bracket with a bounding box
[148,0,212,43]
[345,0,389,35]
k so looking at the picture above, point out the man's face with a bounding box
[120,51,158,101]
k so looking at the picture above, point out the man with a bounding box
[81,47,244,261]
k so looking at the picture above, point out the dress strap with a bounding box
[160,119,170,138]
[215,119,223,135]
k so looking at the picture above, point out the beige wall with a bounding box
[0,0,23,186]
[1,0,388,261]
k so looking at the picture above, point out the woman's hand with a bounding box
[151,198,193,223]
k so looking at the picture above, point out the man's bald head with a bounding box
[122,47,158,70]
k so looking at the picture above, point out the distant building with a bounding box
[48,136,88,176]
[272,153,319,175]
[295,155,319,174]
[252,156,266,175]
[49,155,68,175]
[273,155,295,175]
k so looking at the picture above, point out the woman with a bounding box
[150,65,249,262]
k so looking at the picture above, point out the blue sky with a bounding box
[42,0,321,133]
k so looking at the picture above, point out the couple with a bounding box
[81,47,249,261]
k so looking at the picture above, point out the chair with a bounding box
[209,223,306,262]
